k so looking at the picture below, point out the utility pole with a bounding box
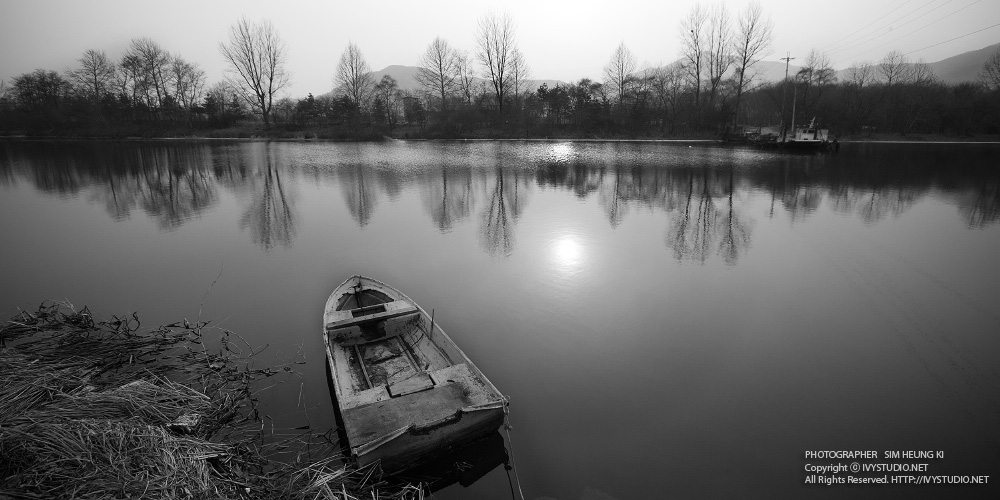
[780,52,794,142]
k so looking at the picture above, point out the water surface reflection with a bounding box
[3,140,998,263]
[2,139,999,500]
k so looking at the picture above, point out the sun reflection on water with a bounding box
[551,234,585,270]
[548,142,575,163]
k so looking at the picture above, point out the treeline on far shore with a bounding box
[3,64,999,141]
[2,7,999,141]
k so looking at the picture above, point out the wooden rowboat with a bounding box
[323,275,507,472]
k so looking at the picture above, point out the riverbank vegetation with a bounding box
[0,302,422,499]
[1,4,999,141]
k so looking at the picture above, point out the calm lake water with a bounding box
[2,139,999,499]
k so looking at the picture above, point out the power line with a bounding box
[824,0,939,53]
[821,0,910,52]
[826,0,944,56]
[837,0,985,62]
[904,22,1000,57]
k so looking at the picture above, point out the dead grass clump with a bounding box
[0,301,423,500]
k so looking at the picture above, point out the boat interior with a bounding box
[325,282,498,412]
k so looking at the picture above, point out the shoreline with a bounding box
[2,133,998,144]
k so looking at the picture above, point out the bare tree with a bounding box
[731,1,772,124]
[981,47,1000,90]
[416,37,459,112]
[705,3,733,106]
[219,17,290,128]
[476,11,518,121]
[510,47,530,97]
[846,61,877,88]
[797,50,836,85]
[795,49,836,116]
[68,49,116,106]
[335,42,375,111]
[879,50,912,86]
[373,75,400,129]
[910,59,936,86]
[170,56,205,111]
[9,69,69,112]
[455,51,477,104]
[604,42,637,104]
[125,38,171,109]
[679,4,708,108]
[204,80,246,123]
[651,63,686,133]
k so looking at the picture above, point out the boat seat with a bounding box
[326,300,417,330]
[326,300,421,346]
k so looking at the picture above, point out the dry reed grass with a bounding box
[0,301,423,499]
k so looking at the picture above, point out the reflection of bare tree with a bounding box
[599,165,688,226]
[665,168,720,263]
[765,165,823,222]
[957,180,1000,229]
[480,169,528,256]
[828,186,921,224]
[378,170,403,201]
[600,167,629,227]
[535,162,603,198]
[18,146,88,196]
[0,145,17,188]
[504,169,528,222]
[718,167,754,265]
[135,147,217,230]
[239,146,296,250]
[781,186,824,221]
[90,165,137,221]
[12,142,219,227]
[340,165,378,227]
[422,168,474,232]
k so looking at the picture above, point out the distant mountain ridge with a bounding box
[923,42,999,84]
[694,42,1000,86]
[369,65,563,95]
[347,43,998,97]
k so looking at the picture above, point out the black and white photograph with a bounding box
[1,0,999,498]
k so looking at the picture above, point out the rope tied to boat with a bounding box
[502,396,525,500]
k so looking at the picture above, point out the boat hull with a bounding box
[783,139,831,150]
[323,275,506,473]
[351,401,505,471]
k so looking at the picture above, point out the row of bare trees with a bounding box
[506,1,775,135]
[215,8,999,137]
[673,1,774,128]
[0,37,209,130]
[0,17,285,133]
[736,46,1000,137]
[542,0,999,137]
[327,12,529,133]
[3,6,1000,137]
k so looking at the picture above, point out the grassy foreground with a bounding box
[0,302,422,499]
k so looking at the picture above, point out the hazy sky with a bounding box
[2,0,998,98]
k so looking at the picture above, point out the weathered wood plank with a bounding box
[343,383,472,448]
[326,302,417,331]
[400,328,451,371]
[388,373,434,397]
[429,363,497,407]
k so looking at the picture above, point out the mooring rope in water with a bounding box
[502,398,526,500]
